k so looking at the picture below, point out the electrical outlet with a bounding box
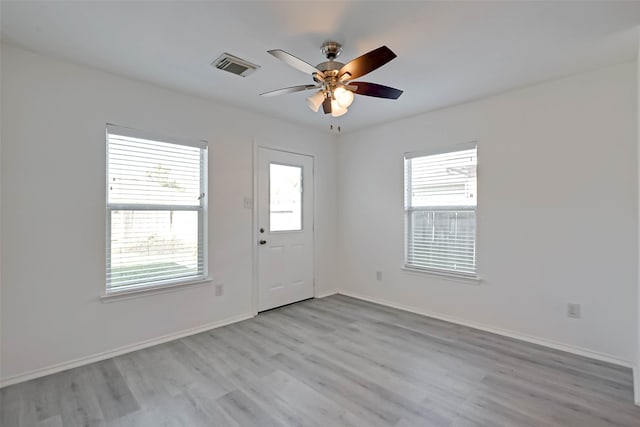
[215,283,224,296]
[376,271,382,281]
[243,197,253,209]
[567,303,581,319]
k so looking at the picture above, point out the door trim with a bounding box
[252,141,316,316]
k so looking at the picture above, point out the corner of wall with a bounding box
[636,24,640,407]
[0,37,4,384]
[635,367,640,405]
[332,129,345,294]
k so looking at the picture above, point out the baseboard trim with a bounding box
[315,289,339,298]
[634,367,640,406]
[338,290,634,369]
[0,312,255,389]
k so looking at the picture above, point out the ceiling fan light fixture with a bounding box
[330,99,348,117]
[334,87,354,108]
[262,42,402,118]
[306,90,325,112]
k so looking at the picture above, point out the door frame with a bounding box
[252,141,316,316]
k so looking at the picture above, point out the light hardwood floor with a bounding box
[1,294,639,426]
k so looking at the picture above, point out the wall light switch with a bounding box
[243,197,253,209]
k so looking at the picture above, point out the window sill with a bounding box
[401,266,482,284]
[101,277,213,303]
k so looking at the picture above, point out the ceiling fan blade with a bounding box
[322,97,332,114]
[268,49,325,78]
[351,82,403,99]
[339,46,397,80]
[260,84,320,97]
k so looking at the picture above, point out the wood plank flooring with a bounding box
[2,294,639,426]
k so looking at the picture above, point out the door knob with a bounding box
[259,240,267,245]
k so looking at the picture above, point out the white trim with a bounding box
[634,367,640,406]
[0,312,254,388]
[401,266,482,284]
[337,290,634,368]
[315,289,339,298]
[252,141,259,316]
[101,277,213,302]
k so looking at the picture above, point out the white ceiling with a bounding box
[2,1,640,133]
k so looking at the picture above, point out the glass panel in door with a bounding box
[270,163,302,231]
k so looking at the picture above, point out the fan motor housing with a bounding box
[316,61,344,73]
[313,65,345,89]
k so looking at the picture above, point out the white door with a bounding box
[257,147,314,311]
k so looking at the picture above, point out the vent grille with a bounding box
[211,53,260,77]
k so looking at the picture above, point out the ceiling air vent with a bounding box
[211,53,260,77]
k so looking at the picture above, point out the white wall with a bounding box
[0,43,338,383]
[338,62,638,364]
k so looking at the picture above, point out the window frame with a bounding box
[403,142,478,280]
[104,124,209,297]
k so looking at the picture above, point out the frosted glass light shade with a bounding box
[334,87,354,108]
[331,99,348,117]
[306,90,325,112]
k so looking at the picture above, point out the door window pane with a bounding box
[270,163,302,231]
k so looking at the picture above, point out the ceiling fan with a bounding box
[260,41,403,117]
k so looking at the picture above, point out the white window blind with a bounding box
[106,125,208,294]
[404,144,477,276]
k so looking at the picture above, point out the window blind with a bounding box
[404,145,477,276]
[106,126,207,293]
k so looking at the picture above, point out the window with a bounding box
[270,163,303,232]
[106,125,208,295]
[404,143,477,276]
